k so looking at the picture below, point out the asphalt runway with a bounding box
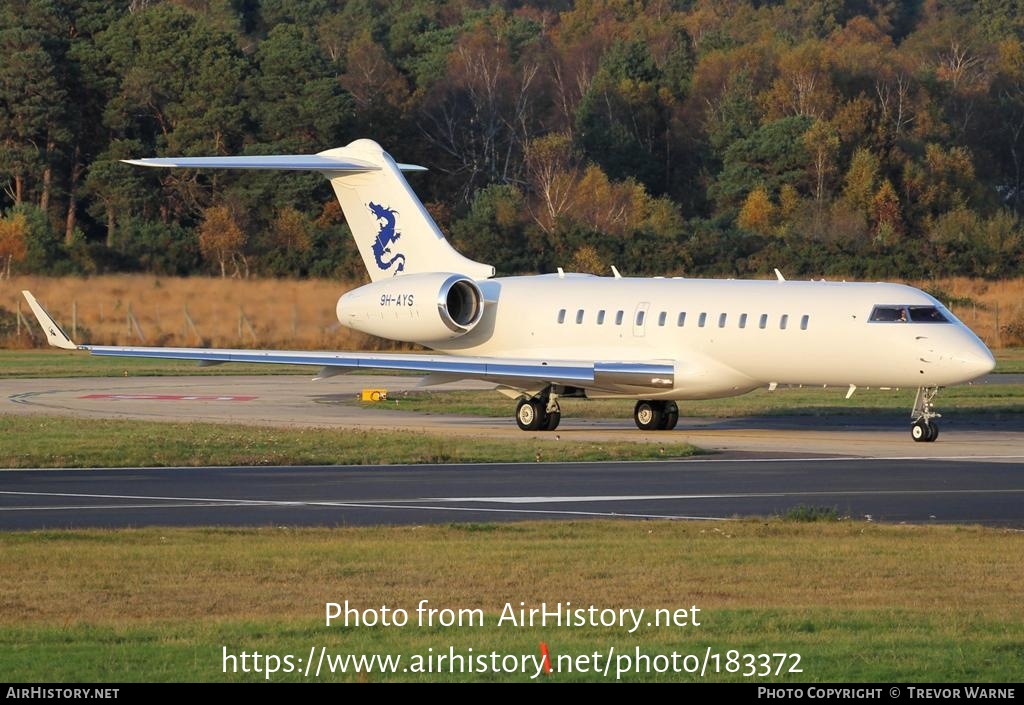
[2,457,1024,529]
[3,373,1023,529]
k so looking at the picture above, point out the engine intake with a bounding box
[438,276,484,332]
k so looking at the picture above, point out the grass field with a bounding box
[1,521,1021,682]
[0,416,701,468]
[993,346,1024,373]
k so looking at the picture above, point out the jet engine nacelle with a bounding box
[336,272,485,343]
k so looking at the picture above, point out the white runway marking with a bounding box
[0,502,256,512]
[428,494,782,503]
[0,491,729,521]
[655,455,1024,464]
[0,490,302,505]
[428,489,1024,503]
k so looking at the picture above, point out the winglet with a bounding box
[21,291,78,350]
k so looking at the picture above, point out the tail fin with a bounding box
[124,139,494,282]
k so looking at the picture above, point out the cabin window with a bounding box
[615,310,624,325]
[759,314,768,329]
[636,310,646,326]
[780,314,789,330]
[597,310,606,325]
[576,309,584,324]
[800,314,809,330]
[677,312,686,327]
[739,313,747,329]
[658,311,667,326]
[557,309,566,324]
[718,313,727,328]
[698,312,707,327]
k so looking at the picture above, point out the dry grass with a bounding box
[3,274,393,350]
[921,276,1024,346]
[4,274,1023,349]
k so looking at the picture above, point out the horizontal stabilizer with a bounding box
[120,138,492,282]
[121,154,426,173]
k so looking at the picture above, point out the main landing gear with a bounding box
[512,391,681,432]
[515,391,561,431]
[910,386,941,442]
[633,400,679,431]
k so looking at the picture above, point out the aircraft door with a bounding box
[633,302,650,337]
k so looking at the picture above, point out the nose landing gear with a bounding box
[911,387,941,442]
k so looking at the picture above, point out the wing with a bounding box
[21,291,674,392]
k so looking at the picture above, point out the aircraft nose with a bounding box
[952,339,996,380]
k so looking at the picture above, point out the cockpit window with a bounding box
[908,306,950,323]
[869,305,904,322]
[869,305,950,323]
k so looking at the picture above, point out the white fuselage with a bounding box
[349,274,994,400]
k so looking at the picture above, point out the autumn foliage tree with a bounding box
[738,187,775,234]
[1,1,1023,280]
[198,206,246,278]
[0,211,28,278]
[871,180,903,243]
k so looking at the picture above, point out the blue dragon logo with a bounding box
[368,202,406,275]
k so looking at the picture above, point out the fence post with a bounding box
[127,302,146,342]
[183,305,201,344]
[15,299,37,342]
[239,306,257,345]
[994,302,1000,349]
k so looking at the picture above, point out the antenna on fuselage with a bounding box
[611,266,622,279]
[774,268,786,282]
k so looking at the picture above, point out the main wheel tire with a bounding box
[516,398,543,431]
[926,422,939,442]
[911,420,930,442]
[544,410,561,431]
[634,400,663,431]
[661,402,679,431]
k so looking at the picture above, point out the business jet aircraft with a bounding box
[23,139,995,442]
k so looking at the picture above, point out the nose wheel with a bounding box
[910,387,941,442]
[911,420,939,442]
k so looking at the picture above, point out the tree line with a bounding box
[2,0,1024,282]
